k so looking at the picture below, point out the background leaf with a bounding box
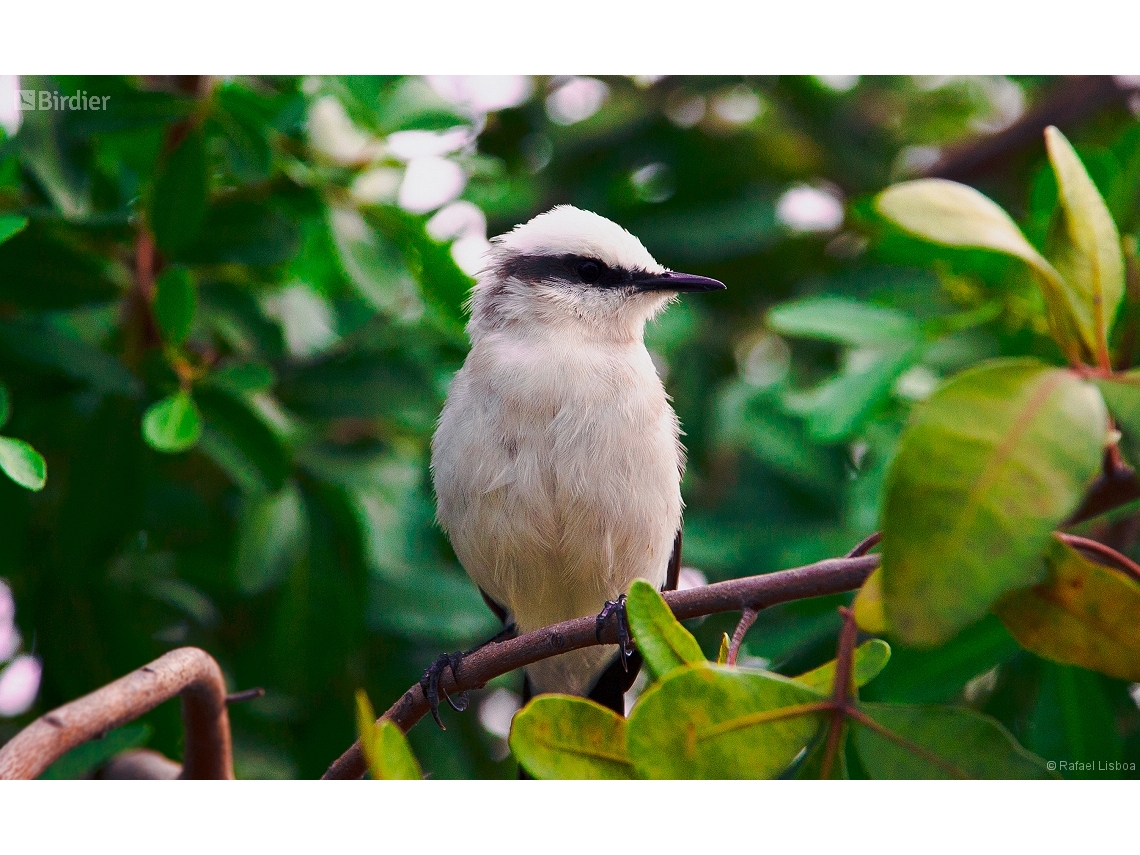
[153,267,197,345]
[0,215,28,245]
[142,392,202,452]
[0,436,47,491]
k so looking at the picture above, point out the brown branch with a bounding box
[321,553,881,780]
[1066,457,1140,527]
[922,76,1132,183]
[0,647,233,781]
[820,607,859,779]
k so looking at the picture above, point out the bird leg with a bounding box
[595,594,635,672]
[420,623,518,729]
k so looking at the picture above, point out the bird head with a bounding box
[468,205,724,342]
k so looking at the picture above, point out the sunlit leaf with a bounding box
[626,664,827,779]
[793,639,892,694]
[1044,126,1125,361]
[153,266,197,345]
[876,179,1076,351]
[768,297,920,347]
[0,215,27,245]
[151,127,208,254]
[142,392,202,453]
[0,437,47,491]
[509,695,634,780]
[995,537,1140,682]
[355,690,422,780]
[626,579,703,680]
[881,359,1106,645]
[853,702,1056,779]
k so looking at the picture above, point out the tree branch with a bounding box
[0,647,233,780]
[321,553,881,780]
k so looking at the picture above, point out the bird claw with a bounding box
[595,594,634,672]
[420,651,469,730]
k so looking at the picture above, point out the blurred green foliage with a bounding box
[0,75,1137,779]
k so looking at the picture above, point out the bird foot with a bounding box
[419,651,469,730]
[595,594,634,672]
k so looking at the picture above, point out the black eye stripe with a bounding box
[493,253,649,288]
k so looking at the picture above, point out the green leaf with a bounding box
[0,215,27,245]
[1093,371,1140,463]
[626,579,704,680]
[853,702,1056,779]
[196,388,290,494]
[151,127,208,254]
[881,359,1106,645]
[0,382,8,430]
[861,615,1020,705]
[39,723,152,780]
[1045,126,1125,361]
[153,266,197,345]
[626,664,828,779]
[0,436,47,491]
[234,483,307,595]
[794,726,849,779]
[355,690,422,780]
[995,537,1140,682]
[1025,662,1123,779]
[875,179,1074,351]
[768,297,921,347]
[142,392,202,453]
[783,342,920,443]
[793,639,892,694]
[509,695,634,780]
[207,362,275,396]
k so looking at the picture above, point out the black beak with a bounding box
[631,271,726,294]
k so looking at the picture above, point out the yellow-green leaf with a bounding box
[717,632,730,665]
[876,179,1074,352]
[626,664,828,779]
[793,639,892,694]
[355,690,422,780]
[995,537,1140,682]
[509,695,634,780]
[626,579,704,680]
[881,359,1106,646]
[852,566,888,634]
[1045,126,1125,361]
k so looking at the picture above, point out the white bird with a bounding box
[429,205,724,715]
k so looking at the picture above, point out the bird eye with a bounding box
[577,260,602,283]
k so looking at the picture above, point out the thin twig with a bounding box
[225,687,266,705]
[846,531,882,558]
[820,607,859,779]
[726,608,758,666]
[0,647,233,780]
[321,553,880,780]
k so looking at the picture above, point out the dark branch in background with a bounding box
[322,554,881,780]
[922,76,1136,183]
[0,647,234,780]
